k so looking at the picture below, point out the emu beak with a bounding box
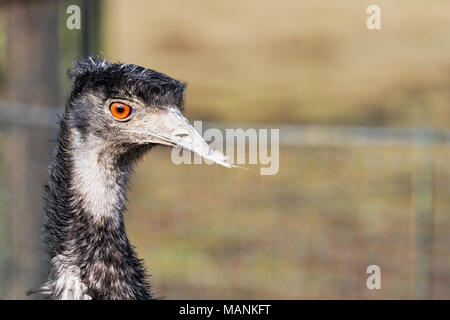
[139,107,233,168]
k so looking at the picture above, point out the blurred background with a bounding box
[0,0,449,299]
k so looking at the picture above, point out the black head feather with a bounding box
[68,56,186,111]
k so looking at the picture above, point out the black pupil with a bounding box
[116,104,125,113]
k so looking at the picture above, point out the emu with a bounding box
[32,57,230,299]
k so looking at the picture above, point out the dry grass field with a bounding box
[0,0,449,299]
[99,0,450,298]
[124,145,450,299]
[97,0,450,299]
[102,0,450,126]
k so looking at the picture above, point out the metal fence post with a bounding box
[1,0,61,299]
[411,130,434,299]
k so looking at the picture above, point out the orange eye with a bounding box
[109,102,132,120]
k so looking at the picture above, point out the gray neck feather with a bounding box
[42,122,152,299]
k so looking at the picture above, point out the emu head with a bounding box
[65,56,230,167]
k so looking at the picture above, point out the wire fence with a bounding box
[0,101,449,299]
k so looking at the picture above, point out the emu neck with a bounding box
[71,129,128,223]
[43,120,151,299]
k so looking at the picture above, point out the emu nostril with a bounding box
[172,129,190,138]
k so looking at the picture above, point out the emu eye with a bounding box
[109,102,132,120]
